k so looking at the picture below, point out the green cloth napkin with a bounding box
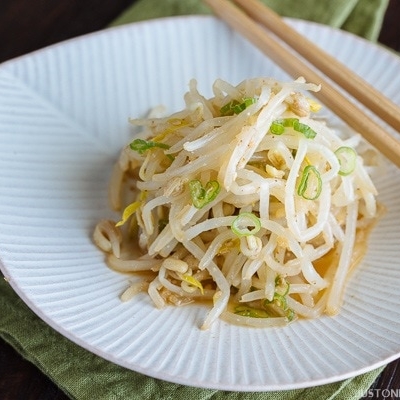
[0,0,390,399]
[111,0,389,41]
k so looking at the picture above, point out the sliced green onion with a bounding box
[263,291,295,321]
[220,97,256,116]
[293,120,317,139]
[285,308,296,321]
[282,118,299,127]
[234,305,269,318]
[275,275,290,297]
[270,118,317,139]
[297,165,322,200]
[189,180,220,209]
[335,146,357,176]
[271,293,287,309]
[231,212,261,237]
[234,97,256,113]
[270,121,285,135]
[130,138,170,155]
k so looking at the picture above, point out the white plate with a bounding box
[1,16,400,391]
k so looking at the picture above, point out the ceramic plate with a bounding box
[1,16,400,391]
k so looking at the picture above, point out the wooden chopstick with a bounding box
[203,0,400,168]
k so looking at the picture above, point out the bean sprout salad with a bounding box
[93,77,380,329]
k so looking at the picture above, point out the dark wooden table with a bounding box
[1,1,400,399]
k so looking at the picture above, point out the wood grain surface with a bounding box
[0,0,399,398]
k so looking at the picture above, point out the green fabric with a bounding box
[0,279,387,400]
[0,0,390,399]
[111,0,389,41]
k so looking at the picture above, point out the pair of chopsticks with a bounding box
[204,0,400,168]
